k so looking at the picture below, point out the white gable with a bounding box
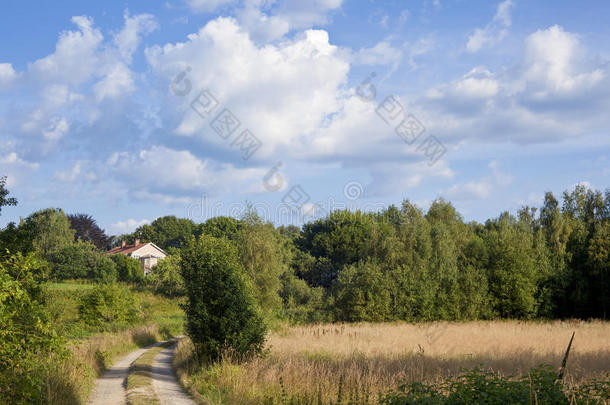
[129,243,167,259]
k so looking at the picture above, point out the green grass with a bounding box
[44,281,185,339]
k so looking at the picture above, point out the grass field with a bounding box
[174,321,610,404]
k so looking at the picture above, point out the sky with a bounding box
[0,0,609,235]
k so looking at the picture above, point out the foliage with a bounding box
[110,253,144,283]
[78,283,144,328]
[147,254,185,297]
[19,208,75,257]
[68,213,113,249]
[334,259,391,322]
[0,251,63,404]
[181,234,266,362]
[49,241,117,282]
[380,366,608,405]
[0,175,17,215]
[201,215,242,240]
[237,211,286,320]
[129,215,198,250]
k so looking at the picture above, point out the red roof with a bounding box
[107,242,149,255]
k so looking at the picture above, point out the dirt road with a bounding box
[151,345,197,405]
[88,339,194,405]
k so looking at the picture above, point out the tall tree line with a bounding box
[1,182,608,322]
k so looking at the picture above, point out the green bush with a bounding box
[181,234,266,362]
[49,242,116,282]
[380,366,610,405]
[110,254,144,283]
[147,254,185,297]
[78,283,144,328]
[0,251,64,404]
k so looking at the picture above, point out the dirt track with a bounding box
[88,339,194,405]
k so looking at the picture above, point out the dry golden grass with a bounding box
[175,320,610,404]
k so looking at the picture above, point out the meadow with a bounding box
[174,321,610,404]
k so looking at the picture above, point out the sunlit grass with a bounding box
[175,321,610,404]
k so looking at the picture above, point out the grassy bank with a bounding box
[173,321,610,404]
[42,281,184,404]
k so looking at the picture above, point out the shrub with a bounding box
[380,366,590,405]
[0,251,64,404]
[181,235,266,362]
[147,254,184,297]
[111,254,144,283]
[78,284,144,328]
[49,242,116,282]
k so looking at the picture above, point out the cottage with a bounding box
[107,239,166,275]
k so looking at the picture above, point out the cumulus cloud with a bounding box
[521,25,604,97]
[146,17,349,157]
[107,146,266,197]
[467,0,513,53]
[29,16,103,85]
[422,25,610,145]
[188,0,344,41]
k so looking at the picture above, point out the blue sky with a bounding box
[1,0,609,235]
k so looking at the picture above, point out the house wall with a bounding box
[130,244,166,260]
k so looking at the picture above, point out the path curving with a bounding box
[88,340,168,405]
[151,344,197,405]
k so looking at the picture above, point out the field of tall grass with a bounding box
[174,321,610,404]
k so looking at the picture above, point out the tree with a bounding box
[201,216,242,240]
[19,208,75,258]
[49,242,117,282]
[0,176,17,216]
[587,221,610,319]
[68,213,113,249]
[334,259,391,322]
[483,214,539,318]
[181,235,266,362]
[299,210,376,287]
[236,213,286,320]
[133,216,197,250]
[110,254,143,283]
[147,254,185,297]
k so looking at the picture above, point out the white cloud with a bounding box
[146,17,349,157]
[42,117,70,140]
[29,16,103,85]
[108,218,151,235]
[108,146,266,197]
[354,41,403,67]
[93,62,135,101]
[0,63,18,87]
[53,160,97,182]
[467,0,513,53]
[522,25,604,96]
[442,163,512,202]
[113,11,158,63]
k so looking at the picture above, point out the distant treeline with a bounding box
[1,184,609,322]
